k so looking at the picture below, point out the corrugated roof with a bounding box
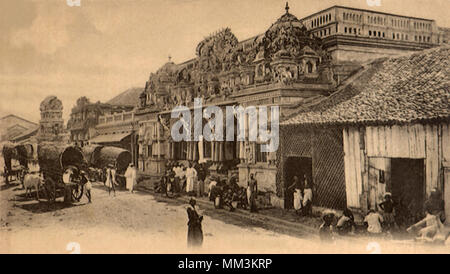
[281,46,450,126]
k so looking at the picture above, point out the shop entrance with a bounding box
[390,158,425,222]
[284,156,312,209]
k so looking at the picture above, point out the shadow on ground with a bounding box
[17,201,81,214]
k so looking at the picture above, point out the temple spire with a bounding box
[285,2,289,14]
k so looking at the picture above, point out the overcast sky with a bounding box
[1,0,449,123]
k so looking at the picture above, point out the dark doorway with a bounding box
[284,156,312,209]
[390,158,425,222]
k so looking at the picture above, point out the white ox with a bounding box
[23,173,43,200]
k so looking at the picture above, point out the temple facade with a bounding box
[135,4,335,204]
[37,96,65,143]
[132,3,448,209]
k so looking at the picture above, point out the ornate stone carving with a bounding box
[141,4,332,111]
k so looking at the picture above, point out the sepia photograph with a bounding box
[0,0,449,258]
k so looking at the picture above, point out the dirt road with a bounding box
[0,179,448,254]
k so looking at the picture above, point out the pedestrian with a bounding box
[186,198,203,248]
[336,208,356,235]
[124,163,137,194]
[364,209,384,235]
[379,193,396,232]
[80,170,92,203]
[287,176,303,215]
[105,164,116,197]
[185,162,197,196]
[302,178,313,216]
[319,210,335,242]
[180,165,187,193]
[196,163,206,197]
[206,175,217,199]
[247,173,258,213]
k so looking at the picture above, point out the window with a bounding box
[344,27,347,33]
[383,32,385,38]
[354,28,357,34]
[204,141,211,158]
[307,62,313,73]
[349,28,351,34]
[369,30,372,36]
[378,31,381,37]
[256,144,268,163]
[174,141,187,160]
[147,145,152,157]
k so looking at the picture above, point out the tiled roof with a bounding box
[107,87,143,107]
[281,46,450,126]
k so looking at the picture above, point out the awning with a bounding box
[90,132,131,144]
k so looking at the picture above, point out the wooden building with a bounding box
[281,46,450,221]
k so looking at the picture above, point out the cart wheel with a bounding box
[71,184,84,201]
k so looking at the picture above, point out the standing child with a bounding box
[379,193,396,232]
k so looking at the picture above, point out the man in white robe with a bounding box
[125,163,137,193]
[185,163,197,195]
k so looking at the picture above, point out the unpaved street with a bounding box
[0,179,448,254]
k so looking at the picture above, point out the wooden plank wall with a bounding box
[367,157,390,210]
[425,124,440,194]
[366,124,426,159]
[343,127,363,208]
[443,124,450,163]
[345,123,448,211]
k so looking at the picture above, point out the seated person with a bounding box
[364,209,384,235]
[336,208,356,235]
[222,188,236,212]
[209,183,222,203]
[407,207,446,243]
[319,211,335,242]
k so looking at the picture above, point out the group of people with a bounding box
[157,162,208,197]
[287,175,314,217]
[103,163,138,196]
[156,161,261,214]
[319,188,449,245]
[207,173,258,213]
